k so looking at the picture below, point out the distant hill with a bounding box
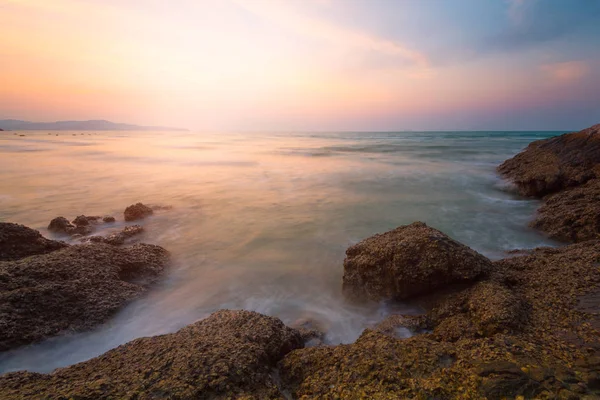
[0,119,188,131]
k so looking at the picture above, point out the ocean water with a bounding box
[0,130,561,373]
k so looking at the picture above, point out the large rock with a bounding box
[281,240,600,399]
[0,242,169,351]
[0,223,67,261]
[498,124,600,197]
[124,202,153,221]
[342,222,492,301]
[0,310,303,400]
[531,178,600,242]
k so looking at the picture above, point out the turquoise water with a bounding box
[0,130,561,373]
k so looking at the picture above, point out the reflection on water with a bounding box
[0,130,560,373]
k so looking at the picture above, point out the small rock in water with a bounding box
[103,215,116,223]
[48,216,75,233]
[124,202,154,221]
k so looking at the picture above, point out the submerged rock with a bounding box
[531,178,600,242]
[124,202,154,221]
[102,215,116,223]
[342,222,492,301]
[47,216,75,233]
[498,123,600,197]
[0,242,169,351]
[0,310,302,399]
[87,225,145,246]
[48,216,92,236]
[0,223,67,261]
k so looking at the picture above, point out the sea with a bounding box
[0,129,561,373]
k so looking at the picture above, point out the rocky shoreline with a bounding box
[1,125,600,399]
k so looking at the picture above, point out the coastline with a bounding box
[1,125,599,399]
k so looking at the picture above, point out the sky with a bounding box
[1,0,599,131]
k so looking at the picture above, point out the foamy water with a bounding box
[0,130,560,373]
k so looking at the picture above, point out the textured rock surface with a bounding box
[87,225,145,246]
[0,310,303,400]
[281,240,600,399]
[531,178,600,242]
[124,202,154,221]
[342,222,492,301]
[0,223,67,261]
[0,242,169,351]
[498,124,600,197]
[48,216,92,236]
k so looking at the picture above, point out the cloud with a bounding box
[541,61,590,83]
[231,0,429,70]
[506,0,529,25]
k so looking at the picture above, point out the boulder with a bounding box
[0,310,303,400]
[531,178,600,242]
[72,215,101,226]
[0,242,169,351]
[342,222,492,301]
[87,225,144,246]
[498,124,600,197]
[47,216,75,233]
[124,202,153,221]
[48,216,92,236]
[0,223,67,261]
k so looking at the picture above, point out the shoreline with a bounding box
[1,125,599,399]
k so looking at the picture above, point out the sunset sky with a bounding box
[2,0,599,131]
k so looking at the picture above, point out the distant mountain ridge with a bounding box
[0,119,188,131]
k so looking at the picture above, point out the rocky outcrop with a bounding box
[87,225,144,246]
[281,240,600,399]
[124,203,153,221]
[531,178,600,242]
[498,124,600,197]
[0,223,67,261]
[0,242,169,351]
[342,222,492,301]
[0,310,303,399]
[47,216,92,236]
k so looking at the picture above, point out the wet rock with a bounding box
[102,215,116,223]
[47,216,75,233]
[498,123,600,197]
[476,360,539,399]
[0,223,67,261]
[86,225,145,246]
[373,314,431,338]
[0,242,169,351]
[72,215,101,226]
[531,178,600,242]
[0,310,302,399]
[467,281,525,336]
[291,318,326,346]
[124,202,153,221]
[342,222,492,301]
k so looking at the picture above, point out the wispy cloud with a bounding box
[541,61,590,84]
[232,0,429,70]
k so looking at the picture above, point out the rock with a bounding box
[72,215,91,226]
[86,225,145,246]
[0,242,169,351]
[0,223,67,261]
[72,215,100,226]
[290,318,326,346]
[373,314,430,338]
[342,222,492,301]
[102,216,116,223]
[0,310,303,399]
[531,178,600,242]
[124,202,153,221]
[47,216,75,233]
[48,216,94,236]
[498,124,600,197]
